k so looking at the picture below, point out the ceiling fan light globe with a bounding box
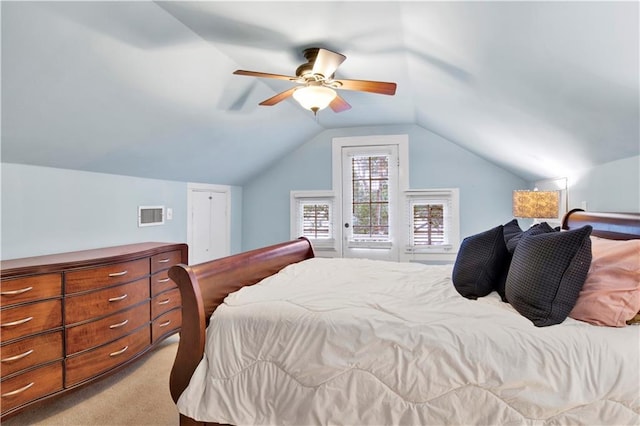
[293,86,337,113]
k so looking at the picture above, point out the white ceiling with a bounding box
[2,1,638,185]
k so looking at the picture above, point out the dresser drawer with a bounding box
[152,308,181,343]
[65,326,150,386]
[66,303,150,355]
[65,278,150,325]
[0,300,62,343]
[65,258,150,294]
[0,331,63,378]
[151,288,181,320]
[151,250,183,274]
[0,362,63,414]
[151,269,177,296]
[0,274,62,308]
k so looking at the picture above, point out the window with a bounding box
[290,191,336,252]
[411,202,445,246]
[302,203,331,239]
[351,154,390,242]
[404,189,459,254]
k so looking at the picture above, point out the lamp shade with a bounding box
[512,190,560,218]
[293,85,337,114]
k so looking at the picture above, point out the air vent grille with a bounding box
[138,206,164,227]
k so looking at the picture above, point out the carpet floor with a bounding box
[3,335,180,426]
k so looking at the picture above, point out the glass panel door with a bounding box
[342,145,398,261]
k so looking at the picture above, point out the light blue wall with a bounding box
[568,155,640,212]
[407,126,527,235]
[229,185,243,255]
[5,151,634,262]
[1,163,243,260]
[242,124,528,251]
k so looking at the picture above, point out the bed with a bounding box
[168,210,640,426]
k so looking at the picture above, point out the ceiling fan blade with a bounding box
[259,87,297,106]
[329,95,352,113]
[335,79,397,95]
[233,70,296,81]
[311,48,346,78]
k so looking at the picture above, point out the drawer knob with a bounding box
[1,382,34,398]
[1,349,34,363]
[158,299,170,305]
[159,320,171,328]
[108,270,128,278]
[156,278,171,283]
[109,346,129,357]
[0,316,34,328]
[0,286,33,296]
[108,294,128,302]
[109,319,129,329]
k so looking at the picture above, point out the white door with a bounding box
[188,185,230,264]
[341,145,399,261]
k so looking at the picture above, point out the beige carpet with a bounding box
[3,335,180,426]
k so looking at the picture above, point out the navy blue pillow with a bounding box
[494,219,520,301]
[504,221,556,254]
[505,225,593,327]
[452,224,510,300]
[502,219,523,246]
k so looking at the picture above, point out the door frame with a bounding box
[331,134,409,258]
[187,182,231,264]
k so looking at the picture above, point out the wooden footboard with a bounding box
[167,237,315,410]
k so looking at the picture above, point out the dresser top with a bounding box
[1,242,188,278]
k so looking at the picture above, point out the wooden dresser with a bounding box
[0,242,188,420]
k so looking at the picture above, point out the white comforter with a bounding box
[177,257,640,425]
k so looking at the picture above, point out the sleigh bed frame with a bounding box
[168,209,640,426]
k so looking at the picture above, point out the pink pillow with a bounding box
[569,237,640,327]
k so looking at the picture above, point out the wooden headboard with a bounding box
[562,209,640,240]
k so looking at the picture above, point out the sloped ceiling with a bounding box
[2,1,638,185]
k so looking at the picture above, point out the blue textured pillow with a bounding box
[452,224,510,299]
[504,221,556,254]
[495,219,522,301]
[502,219,523,247]
[505,225,593,327]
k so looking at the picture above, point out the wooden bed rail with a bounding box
[562,209,640,240]
[167,237,315,404]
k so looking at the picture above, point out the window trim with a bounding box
[401,188,460,259]
[290,190,337,253]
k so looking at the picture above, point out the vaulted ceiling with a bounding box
[2,1,638,185]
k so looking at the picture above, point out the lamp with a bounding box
[293,85,337,115]
[512,190,560,218]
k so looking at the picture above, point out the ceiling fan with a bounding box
[233,48,397,115]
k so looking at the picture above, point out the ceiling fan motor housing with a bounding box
[232,47,396,113]
[297,48,322,78]
[296,63,314,78]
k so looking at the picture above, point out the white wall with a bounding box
[1,163,243,260]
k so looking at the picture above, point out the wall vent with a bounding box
[138,206,164,227]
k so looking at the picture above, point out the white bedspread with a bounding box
[177,257,640,425]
